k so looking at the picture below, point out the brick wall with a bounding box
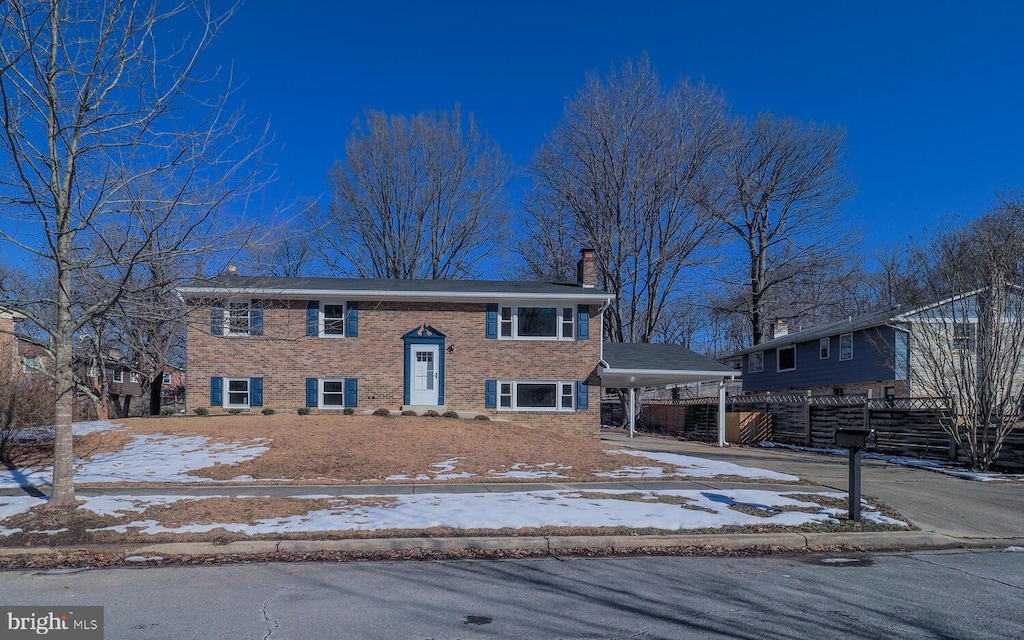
[186,299,603,437]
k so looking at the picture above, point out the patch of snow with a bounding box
[0,433,272,488]
[78,489,906,536]
[596,449,799,481]
[487,463,572,479]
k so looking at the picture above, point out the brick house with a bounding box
[177,250,614,435]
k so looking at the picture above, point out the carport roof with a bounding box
[598,343,739,388]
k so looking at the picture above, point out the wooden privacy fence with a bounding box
[608,393,1024,472]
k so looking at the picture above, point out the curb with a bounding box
[2,531,1017,560]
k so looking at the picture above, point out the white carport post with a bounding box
[629,387,636,438]
[717,379,727,447]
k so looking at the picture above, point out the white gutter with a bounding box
[177,286,613,304]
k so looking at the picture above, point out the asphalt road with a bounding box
[2,549,1022,639]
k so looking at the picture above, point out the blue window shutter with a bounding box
[210,308,223,335]
[306,301,319,336]
[485,379,497,408]
[577,305,590,340]
[485,304,498,339]
[345,378,358,408]
[250,308,264,336]
[250,377,264,407]
[577,381,589,410]
[210,377,223,406]
[346,301,359,338]
[305,378,318,408]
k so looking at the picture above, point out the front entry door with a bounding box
[409,344,440,405]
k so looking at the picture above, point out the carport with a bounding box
[597,343,740,446]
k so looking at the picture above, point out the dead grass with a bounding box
[116,414,635,484]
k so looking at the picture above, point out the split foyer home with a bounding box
[178,250,614,435]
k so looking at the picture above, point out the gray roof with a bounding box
[602,342,737,374]
[729,307,902,356]
[178,275,612,301]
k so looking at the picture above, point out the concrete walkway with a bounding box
[1,433,1019,558]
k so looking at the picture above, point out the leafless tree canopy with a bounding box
[522,56,729,344]
[0,0,263,507]
[706,114,856,346]
[309,106,511,279]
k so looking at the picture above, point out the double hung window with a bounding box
[498,306,575,340]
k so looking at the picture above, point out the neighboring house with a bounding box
[177,250,614,435]
[728,309,909,398]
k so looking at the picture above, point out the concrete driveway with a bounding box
[603,432,1023,542]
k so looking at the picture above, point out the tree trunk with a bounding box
[149,373,163,416]
[49,264,77,508]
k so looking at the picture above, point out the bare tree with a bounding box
[522,56,729,344]
[706,114,855,345]
[242,221,317,277]
[308,106,512,279]
[0,1,263,508]
[903,199,1024,470]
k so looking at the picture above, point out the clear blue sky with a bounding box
[203,0,1023,263]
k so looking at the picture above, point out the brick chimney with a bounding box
[576,248,597,288]
[772,318,789,339]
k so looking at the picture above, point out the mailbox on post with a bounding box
[834,428,875,522]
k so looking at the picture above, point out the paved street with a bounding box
[2,549,1022,639]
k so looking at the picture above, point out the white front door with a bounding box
[409,344,440,405]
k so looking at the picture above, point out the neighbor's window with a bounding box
[129,372,140,383]
[777,345,796,372]
[820,337,831,359]
[839,333,854,361]
[498,305,575,340]
[497,380,575,411]
[227,300,252,335]
[883,386,896,400]
[225,378,250,408]
[113,369,124,383]
[748,351,764,373]
[320,379,345,408]
[952,322,975,351]
[163,372,172,385]
[22,356,38,373]
[321,302,346,336]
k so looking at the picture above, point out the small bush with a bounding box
[401,410,417,416]
[297,407,311,416]
[160,408,175,417]
[343,407,355,415]
[227,408,243,415]
[442,410,460,419]
[423,410,440,417]
[372,408,390,417]
[194,407,209,416]
[473,414,491,421]
[261,408,276,416]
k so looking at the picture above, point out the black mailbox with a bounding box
[835,428,873,449]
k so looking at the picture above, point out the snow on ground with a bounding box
[0,422,273,488]
[595,449,800,482]
[0,489,902,537]
[760,442,1024,482]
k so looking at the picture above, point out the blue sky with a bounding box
[201,0,1023,263]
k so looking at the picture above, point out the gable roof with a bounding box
[177,275,613,303]
[729,307,903,357]
[599,342,738,387]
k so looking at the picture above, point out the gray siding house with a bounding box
[729,309,910,397]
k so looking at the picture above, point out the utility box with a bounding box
[725,411,771,444]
